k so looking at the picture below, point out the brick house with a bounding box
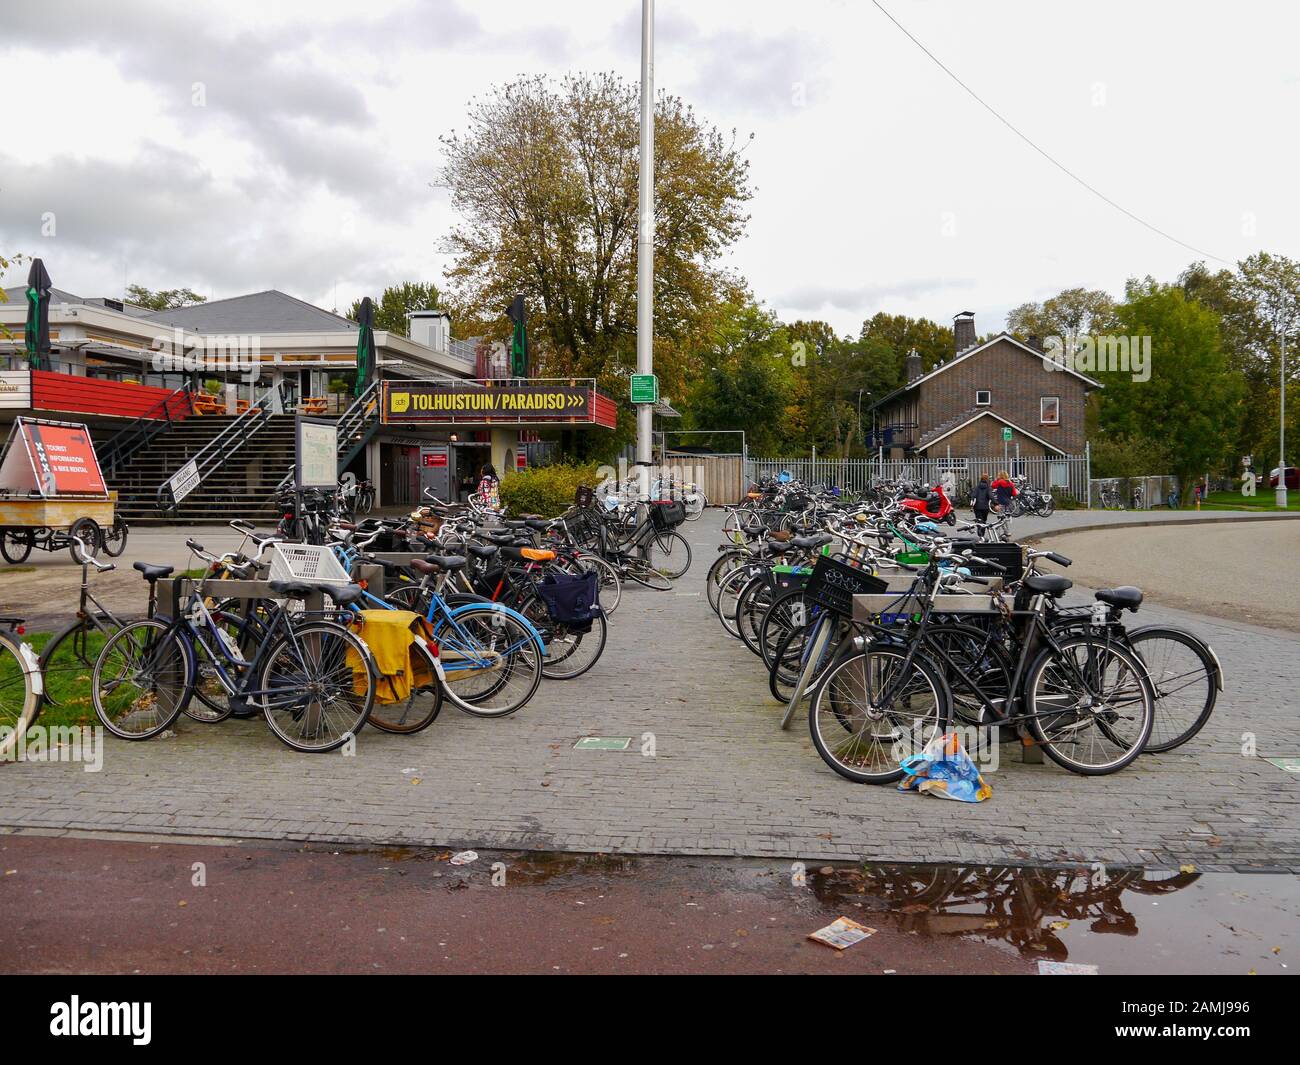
[867,311,1100,459]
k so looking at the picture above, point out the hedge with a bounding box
[498,463,603,517]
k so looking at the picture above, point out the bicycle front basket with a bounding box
[650,500,686,531]
[804,554,889,616]
[267,542,353,589]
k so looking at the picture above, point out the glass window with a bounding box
[975,390,991,406]
[1040,396,1060,424]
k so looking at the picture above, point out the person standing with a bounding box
[971,474,993,525]
[477,464,500,509]
[990,470,1017,511]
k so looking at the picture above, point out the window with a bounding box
[1040,396,1060,425]
[975,389,991,406]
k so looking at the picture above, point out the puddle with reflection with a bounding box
[805,862,1295,973]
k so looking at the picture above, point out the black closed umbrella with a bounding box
[24,258,52,370]
[354,296,374,398]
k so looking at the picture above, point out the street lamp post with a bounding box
[635,0,655,502]
[1279,298,1289,509]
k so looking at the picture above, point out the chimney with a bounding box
[1027,334,1043,352]
[953,310,976,354]
[905,349,923,382]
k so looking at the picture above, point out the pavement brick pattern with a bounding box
[2,509,1298,872]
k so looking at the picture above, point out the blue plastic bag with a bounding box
[898,731,991,803]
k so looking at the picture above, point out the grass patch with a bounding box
[26,629,107,730]
[1198,490,1300,512]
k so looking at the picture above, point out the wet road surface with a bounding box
[2,834,1294,975]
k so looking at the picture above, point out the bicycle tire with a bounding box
[0,632,41,760]
[1,529,34,565]
[368,641,444,734]
[36,614,121,720]
[1129,626,1219,753]
[92,619,193,740]
[258,621,374,752]
[1025,634,1153,775]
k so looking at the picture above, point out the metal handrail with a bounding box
[156,381,289,513]
[100,386,191,479]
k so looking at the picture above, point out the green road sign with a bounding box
[1002,426,1013,441]
[630,374,658,405]
[574,736,632,750]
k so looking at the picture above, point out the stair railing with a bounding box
[99,387,191,480]
[155,381,290,513]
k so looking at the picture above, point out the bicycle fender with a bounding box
[442,601,548,654]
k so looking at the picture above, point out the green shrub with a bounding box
[499,462,602,517]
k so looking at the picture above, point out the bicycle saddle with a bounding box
[133,562,175,581]
[791,533,833,550]
[524,518,551,531]
[1022,573,1072,597]
[268,580,314,599]
[501,520,528,530]
[413,555,468,573]
[466,543,499,560]
[763,541,795,556]
[327,584,365,606]
[1095,586,1142,611]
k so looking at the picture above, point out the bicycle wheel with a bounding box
[574,552,622,615]
[92,619,193,740]
[102,516,130,558]
[1025,633,1153,775]
[1128,627,1219,753]
[769,621,810,703]
[68,517,102,562]
[1,528,34,565]
[521,595,607,680]
[758,588,811,671]
[257,621,374,752]
[705,550,747,613]
[186,609,253,723]
[0,633,40,760]
[647,530,692,580]
[37,615,121,720]
[719,570,763,639]
[810,645,949,784]
[737,577,778,658]
[622,555,673,592]
[432,604,544,717]
[925,623,1014,727]
[368,640,444,734]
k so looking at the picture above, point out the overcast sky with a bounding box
[0,0,1294,337]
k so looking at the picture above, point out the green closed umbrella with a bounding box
[507,294,528,378]
[24,258,52,370]
[354,296,374,398]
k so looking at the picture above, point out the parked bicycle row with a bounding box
[707,477,1223,784]
[0,485,694,758]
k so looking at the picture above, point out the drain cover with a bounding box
[573,736,632,750]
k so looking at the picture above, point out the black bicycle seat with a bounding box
[1095,586,1143,611]
[524,518,551,531]
[1022,573,1072,597]
[327,584,365,606]
[466,544,499,560]
[268,580,314,599]
[411,555,467,574]
[791,533,833,550]
[133,562,175,581]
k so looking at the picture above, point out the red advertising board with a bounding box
[423,452,448,468]
[18,421,107,497]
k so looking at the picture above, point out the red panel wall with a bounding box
[31,372,190,421]
[592,391,619,429]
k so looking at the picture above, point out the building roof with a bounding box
[921,409,1067,455]
[870,331,1103,412]
[143,289,354,333]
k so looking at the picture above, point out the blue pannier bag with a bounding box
[537,570,601,634]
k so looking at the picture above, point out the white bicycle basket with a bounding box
[267,542,353,590]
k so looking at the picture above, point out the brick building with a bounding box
[868,311,1099,459]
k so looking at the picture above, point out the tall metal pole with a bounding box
[1278,298,1289,508]
[635,0,655,501]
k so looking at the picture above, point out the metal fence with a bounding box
[1088,475,1181,510]
[746,453,1091,504]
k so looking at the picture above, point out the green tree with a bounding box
[686,301,796,455]
[347,281,441,336]
[1098,280,1241,484]
[124,284,206,311]
[1007,287,1117,341]
[439,72,753,452]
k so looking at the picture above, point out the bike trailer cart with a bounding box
[0,418,127,563]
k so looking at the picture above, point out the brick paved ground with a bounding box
[1,509,1297,871]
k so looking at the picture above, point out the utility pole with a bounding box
[635,0,655,502]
